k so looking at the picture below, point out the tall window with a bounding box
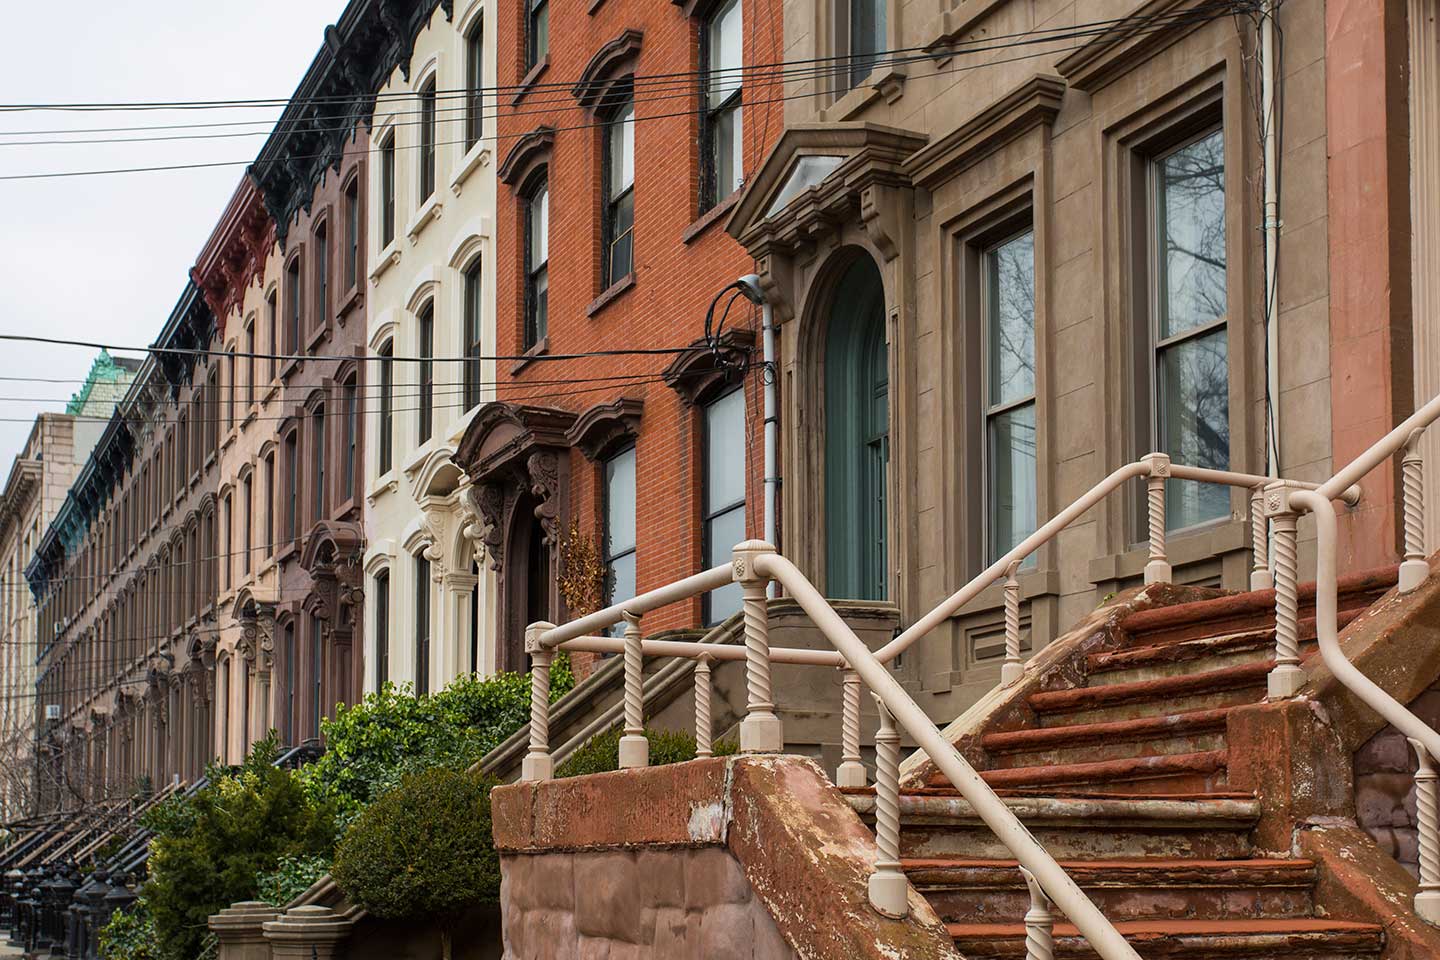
[841,0,886,89]
[380,134,397,248]
[344,180,360,291]
[419,79,437,201]
[604,96,635,285]
[526,0,548,70]
[264,451,276,554]
[703,389,746,624]
[378,341,394,473]
[282,621,296,744]
[342,377,358,501]
[285,431,299,541]
[241,473,253,576]
[221,494,232,591]
[314,223,330,327]
[227,349,236,428]
[286,258,303,354]
[463,263,484,410]
[525,183,549,349]
[703,0,743,211]
[1153,128,1229,529]
[374,570,390,688]
[417,304,434,442]
[312,404,327,523]
[466,19,485,149]
[244,319,256,407]
[266,292,279,381]
[983,230,1037,562]
[603,446,637,626]
[310,612,324,734]
[415,556,431,696]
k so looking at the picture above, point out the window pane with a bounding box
[1159,327,1230,528]
[608,551,636,610]
[531,0,548,65]
[988,402,1037,561]
[848,0,886,87]
[707,0,742,104]
[1159,130,1226,339]
[987,231,1035,406]
[530,186,549,265]
[605,447,637,556]
[705,504,745,623]
[608,102,634,196]
[467,26,484,147]
[705,388,745,509]
[712,106,741,203]
[609,191,634,280]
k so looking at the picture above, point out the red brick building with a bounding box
[455,0,782,668]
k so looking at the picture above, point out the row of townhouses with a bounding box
[2,0,1437,843]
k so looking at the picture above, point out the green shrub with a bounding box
[142,735,337,960]
[255,853,332,908]
[556,727,738,778]
[97,903,162,960]
[331,767,502,925]
[300,657,574,821]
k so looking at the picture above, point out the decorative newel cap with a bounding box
[1141,452,1171,477]
[1263,479,1309,518]
[731,540,777,583]
[525,621,556,654]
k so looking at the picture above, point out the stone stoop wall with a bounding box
[501,848,794,959]
[1353,691,1440,876]
[492,755,958,960]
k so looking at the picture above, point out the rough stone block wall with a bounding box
[500,848,795,960]
[1353,685,1440,877]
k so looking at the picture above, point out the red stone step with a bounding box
[980,708,1232,760]
[962,750,1229,792]
[1027,661,1271,718]
[946,917,1385,957]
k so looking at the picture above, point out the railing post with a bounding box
[521,622,555,781]
[1020,866,1055,960]
[836,668,867,788]
[1410,737,1440,923]
[1142,453,1172,584]
[1250,486,1273,590]
[694,654,713,759]
[619,611,648,769]
[1001,560,1025,686]
[1401,430,1431,594]
[869,695,908,918]
[733,540,782,753]
[1263,482,1306,699]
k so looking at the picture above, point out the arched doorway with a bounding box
[823,255,888,600]
[501,494,552,672]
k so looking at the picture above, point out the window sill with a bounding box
[369,243,402,284]
[244,405,259,429]
[280,357,303,383]
[407,195,444,245]
[306,323,330,354]
[333,494,360,521]
[820,65,907,122]
[1087,516,1248,587]
[221,429,237,453]
[587,273,636,318]
[511,58,550,106]
[337,287,363,324]
[366,472,399,506]
[451,143,492,196]
[262,381,280,406]
[510,337,549,376]
[276,540,298,565]
[682,191,741,245]
[587,0,608,11]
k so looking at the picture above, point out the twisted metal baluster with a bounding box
[619,611,648,769]
[1021,866,1055,960]
[1250,487,1272,590]
[1144,453,1172,584]
[1411,738,1440,923]
[694,655,713,759]
[522,643,554,781]
[1001,560,1024,687]
[836,668,866,788]
[868,695,908,918]
[1401,430,1432,593]
[1267,499,1305,699]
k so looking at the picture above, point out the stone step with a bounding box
[1116,566,1396,649]
[908,857,1317,924]
[1028,661,1271,726]
[846,791,1260,860]
[979,709,1232,769]
[946,918,1385,958]
[969,750,1230,794]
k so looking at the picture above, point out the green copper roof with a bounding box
[66,349,140,415]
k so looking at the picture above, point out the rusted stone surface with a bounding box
[972,749,1228,792]
[946,917,1384,956]
[981,707,1232,755]
[1027,661,1270,715]
[1300,822,1440,960]
[497,756,955,958]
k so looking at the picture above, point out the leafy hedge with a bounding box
[556,727,738,778]
[331,768,503,922]
[97,903,163,960]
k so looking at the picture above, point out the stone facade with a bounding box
[362,0,500,696]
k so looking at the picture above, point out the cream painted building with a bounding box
[364,0,499,695]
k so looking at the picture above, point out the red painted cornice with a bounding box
[190,174,275,337]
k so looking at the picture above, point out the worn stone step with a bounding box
[946,918,1385,958]
[908,857,1317,924]
[1028,661,1271,726]
[980,709,1232,769]
[1116,566,1396,648]
[846,791,1260,860]
[964,750,1230,794]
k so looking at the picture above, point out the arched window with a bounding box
[419,79,438,201]
[417,304,435,442]
[824,255,888,600]
[524,181,549,348]
[466,17,485,149]
[378,340,395,473]
[342,376,358,501]
[312,403,327,523]
[603,91,635,285]
[373,569,390,688]
[702,0,743,210]
[415,555,431,696]
[463,263,484,410]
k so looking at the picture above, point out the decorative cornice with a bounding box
[190,176,275,333]
[662,329,755,406]
[453,401,577,483]
[902,74,1065,189]
[566,397,644,460]
[497,126,556,188]
[571,30,643,113]
[1056,0,1214,92]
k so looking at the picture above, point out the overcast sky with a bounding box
[0,1,349,468]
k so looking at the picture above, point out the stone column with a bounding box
[208,901,278,960]
[262,905,352,960]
